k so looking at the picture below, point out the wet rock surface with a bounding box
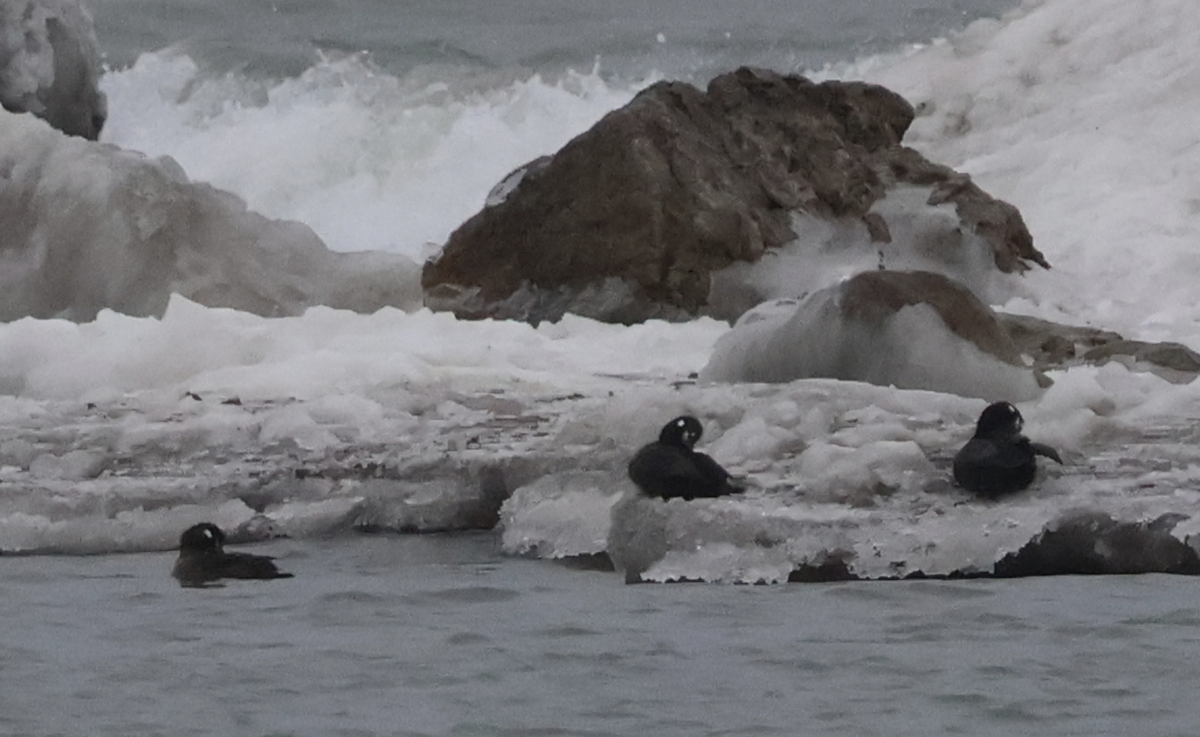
[993,511,1200,577]
[999,314,1200,382]
[423,67,1044,325]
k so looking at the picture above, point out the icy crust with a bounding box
[0,298,725,553]
[0,386,597,554]
[520,386,1200,583]
[5,0,1200,578]
[1,300,1200,580]
[503,376,1200,583]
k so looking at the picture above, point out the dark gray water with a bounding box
[90,0,1020,81]
[3,533,1200,736]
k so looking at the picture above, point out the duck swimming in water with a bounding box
[171,522,294,587]
[953,401,1063,498]
[628,415,740,500]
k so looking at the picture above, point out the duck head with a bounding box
[178,522,227,554]
[974,401,1024,440]
[659,416,704,449]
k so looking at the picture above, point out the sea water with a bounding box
[7,0,1200,734]
[89,0,1020,82]
[5,534,1200,736]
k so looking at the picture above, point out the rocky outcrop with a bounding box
[423,67,1045,324]
[999,314,1200,383]
[994,512,1200,577]
[0,0,107,140]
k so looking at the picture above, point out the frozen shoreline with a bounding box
[4,308,1200,584]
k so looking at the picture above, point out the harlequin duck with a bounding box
[628,415,740,500]
[953,401,1063,498]
[171,522,293,587]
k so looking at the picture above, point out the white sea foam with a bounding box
[835,0,1200,347]
[99,53,643,259]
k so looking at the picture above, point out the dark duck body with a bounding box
[953,401,1063,498]
[172,522,294,588]
[628,416,739,500]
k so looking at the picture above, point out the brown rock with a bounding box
[994,512,1200,577]
[423,67,1046,324]
[998,314,1200,383]
[884,148,1046,272]
[841,270,1027,366]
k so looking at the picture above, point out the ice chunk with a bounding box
[0,112,420,322]
[701,274,1042,402]
[0,0,106,139]
[499,472,624,559]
